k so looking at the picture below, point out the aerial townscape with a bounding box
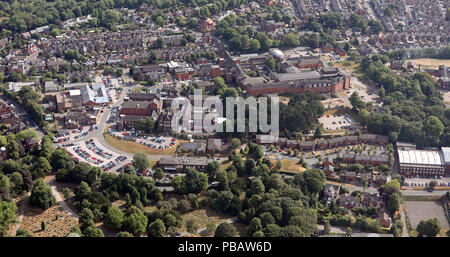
[0,0,449,239]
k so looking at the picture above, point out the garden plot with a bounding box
[19,202,77,237]
[179,207,233,233]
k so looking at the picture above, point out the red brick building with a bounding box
[334,46,346,56]
[245,67,350,97]
[322,43,334,53]
[119,100,159,116]
[0,103,12,115]
[175,69,190,81]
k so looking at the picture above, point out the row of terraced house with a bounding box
[255,134,389,151]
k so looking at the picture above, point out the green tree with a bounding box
[104,206,124,230]
[0,201,17,236]
[216,171,229,191]
[32,157,52,179]
[248,217,263,236]
[231,138,241,150]
[133,152,151,172]
[417,218,441,237]
[206,161,221,180]
[123,209,148,236]
[214,222,236,237]
[30,179,55,210]
[152,168,165,182]
[424,116,444,142]
[79,208,95,231]
[135,118,155,133]
[148,219,166,237]
[50,148,74,170]
[10,172,24,195]
[6,139,19,160]
[40,135,54,158]
[387,193,401,214]
[75,181,91,202]
[84,226,104,237]
[172,168,208,194]
[260,212,275,227]
[314,125,323,138]
[249,179,265,196]
[116,231,133,237]
[346,227,352,236]
[349,91,365,110]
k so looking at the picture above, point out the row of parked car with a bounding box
[141,169,154,177]
[72,146,104,165]
[136,137,176,149]
[85,139,113,159]
[101,155,128,171]
[405,182,450,187]
[74,125,97,140]
[54,137,70,143]
[113,132,176,150]
[116,162,133,173]
[55,131,70,138]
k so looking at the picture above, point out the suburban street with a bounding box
[0,94,45,140]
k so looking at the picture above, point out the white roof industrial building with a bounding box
[397,149,445,167]
[441,147,450,165]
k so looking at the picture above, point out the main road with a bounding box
[328,181,449,196]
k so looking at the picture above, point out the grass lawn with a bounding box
[104,132,187,156]
[408,58,450,70]
[332,60,358,74]
[270,159,306,173]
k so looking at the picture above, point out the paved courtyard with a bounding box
[404,201,449,229]
[319,112,358,131]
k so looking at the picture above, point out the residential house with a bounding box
[338,194,361,209]
[343,171,357,183]
[323,183,340,203]
[324,165,335,177]
[158,156,211,172]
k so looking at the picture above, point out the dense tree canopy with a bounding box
[171,167,208,194]
[358,58,449,147]
[279,92,325,133]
